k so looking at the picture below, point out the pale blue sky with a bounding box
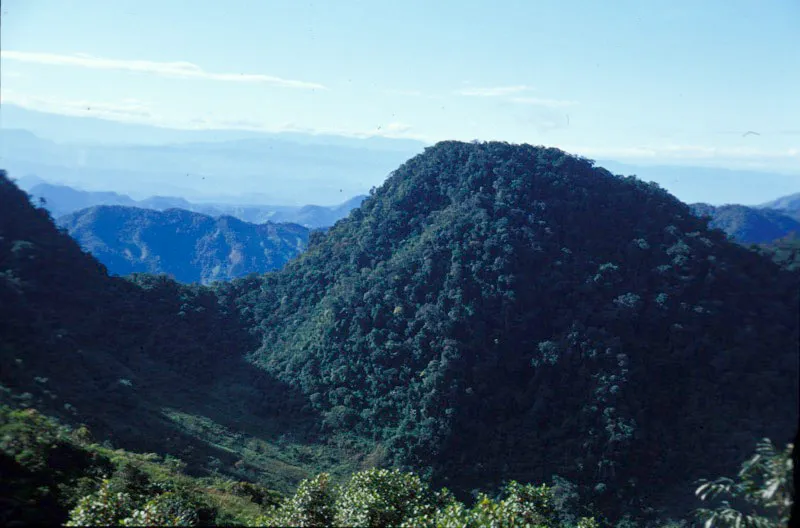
[2,0,799,172]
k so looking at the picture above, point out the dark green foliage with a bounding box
[694,439,794,527]
[756,231,800,272]
[689,202,800,244]
[237,142,799,520]
[0,170,343,494]
[1,138,798,525]
[59,205,309,284]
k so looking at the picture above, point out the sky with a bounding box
[1,0,799,173]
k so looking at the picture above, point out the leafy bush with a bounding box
[694,438,794,527]
[334,468,433,527]
[65,479,136,526]
[121,492,200,527]
[258,473,336,527]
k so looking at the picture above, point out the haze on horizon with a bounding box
[0,0,798,204]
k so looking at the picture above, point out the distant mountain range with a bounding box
[0,115,424,205]
[17,179,367,229]
[3,143,797,524]
[18,176,800,283]
[58,206,309,284]
[689,202,800,244]
[759,192,800,219]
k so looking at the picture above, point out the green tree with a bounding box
[695,438,794,527]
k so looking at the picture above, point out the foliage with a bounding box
[756,231,800,272]
[258,473,336,527]
[2,136,799,526]
[694,438,794,527]
[334,468,434,527]
[0,404,277,526]
[237,142,799,520]
[65,479,137,526]
[257,469,598,528]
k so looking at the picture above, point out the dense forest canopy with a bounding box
[1,140,798,525]
[237,141,799,519]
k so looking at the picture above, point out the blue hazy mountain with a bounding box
[759,192,800,220]
[0,117,424,205]
[599,159,800,206]
[22,180,367,228]
[58,205,310,284]
[690,202,800,244]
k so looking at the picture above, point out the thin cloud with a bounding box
[457,85,533,97]
[3,91,157,123]
[509,96,578,108]
[1,50,326,90]
[2,94,430,141]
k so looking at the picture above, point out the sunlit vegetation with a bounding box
[1,141,797,526]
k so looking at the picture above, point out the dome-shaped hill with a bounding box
[241,141,799,520]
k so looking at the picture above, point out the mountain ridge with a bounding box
[58,205,310,284]
[1,141,798,524]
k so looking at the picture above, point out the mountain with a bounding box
[0,170,359,494]
[238,142,799,520]
[26,182,138,217]
[58,206,309,284]
[759,191,800,220]
[756,231,800,273]
[689,202,800,244]
[597,160,800,206]
[24,180,366,229]
[0,123,423,204]
[1,141,798,524]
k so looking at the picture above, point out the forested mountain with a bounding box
[234,141,798,521]
[0,172,359,496]
[1,141,798,525]
[689,202,800,244]
[759,191,800,221]
[58,206,309,284]
[756,231,800,272]
[24,180,367,228]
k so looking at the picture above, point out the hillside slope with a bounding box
[58,206,308,284]
[0,172,357,493]
[238,141,799,520]
[690,202,800,244]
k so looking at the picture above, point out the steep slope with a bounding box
[239,141,799,520]
[0,172,356,492]
[58,206,309,284]
[757,231,800,272]
[690,202,800,244]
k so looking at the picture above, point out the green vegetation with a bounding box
[694,439,794,527]
[240,142,799,520]
[1,141,798,525]
[0,404,600,526]
[59,205,309,284]
[757,232,800,272]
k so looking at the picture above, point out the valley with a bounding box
[1,141,797,526]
